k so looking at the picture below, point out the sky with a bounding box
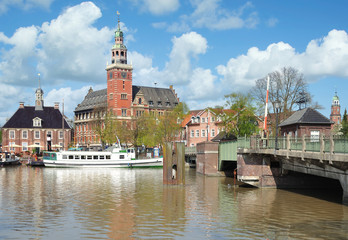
[1,0,348,125]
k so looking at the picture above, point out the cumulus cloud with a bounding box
[161,0,258,32]
[216,29,348,94]
[128,0,180,15]
[0,0,54,14]
[0,1,113,87]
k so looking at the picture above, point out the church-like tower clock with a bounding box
[330,91,341,125]
[106,12,133,118]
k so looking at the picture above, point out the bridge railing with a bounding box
[238,135,348,154]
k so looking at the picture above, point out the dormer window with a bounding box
[166,102,170,107]
[33,117,42,127]
[149,101,153,106]
[158,101,162,106]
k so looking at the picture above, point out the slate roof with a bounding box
[279,108,332,127]
[75,86,178,112]
[75,88,107,112]
[132,85,179,109]
[2,106,71,129]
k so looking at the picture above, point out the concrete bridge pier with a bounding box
[338,175,348,205]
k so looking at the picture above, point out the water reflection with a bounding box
[0,166,348,239]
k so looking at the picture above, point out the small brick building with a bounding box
[2,86,72,154]
[279,107,333,139]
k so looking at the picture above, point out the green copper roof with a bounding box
[115,26,123,38]
[333,95,339,101]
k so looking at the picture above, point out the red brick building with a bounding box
[279,107,332,139]
[74,14,179,148]
[1,86,72,154]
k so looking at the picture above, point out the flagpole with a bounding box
[62,99,65,151]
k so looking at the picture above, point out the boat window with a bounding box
[75,155,80,159]
[100,155,105,160]
[93,155,98,160]
[120,155,125,159]
[81,155,86,160]
[69,155,74,159]
[87,155,92,160]
[63,155,67,159]
[106,155,111,160]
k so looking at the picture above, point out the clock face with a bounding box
[121,72,127,78]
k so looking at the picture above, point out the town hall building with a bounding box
[74,14,179,148]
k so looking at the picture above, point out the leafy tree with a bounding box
[215,92,258,137]
[340,108,348,136]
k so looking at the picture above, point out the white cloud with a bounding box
[0,0,54,14]
[216,29,348,94]
[0,2,113,87]
[128,0,180,15]
[163,0,258,32]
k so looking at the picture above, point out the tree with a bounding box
[251,67,319,116]
[214,92,258,137]
[340,108,348,136]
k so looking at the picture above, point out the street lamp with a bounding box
[274,100,281,150]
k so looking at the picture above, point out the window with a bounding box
[202,129,206,137]
[158,101,162,106]
[202,118,205,123]
[211,117,215,122]
[310,130,320,142]
[211,129,215,137]
[191,130,194,137]
[33,118,41,127]
[123,80,125,89]
[121,94,127,99]
[149,101,153,106]
[120,155,125,159]
[87,155,92,160]
[166,102,170,107]
[59,131,63,139]
[22,130,28,139]
[106,155,111,160]
[81,155,86,160]
[9,130,15,139]
[69,155,74,159]
[22,142,28,151]
[100,155,105,160]
[196,130,199,137]
[75,155,80,159]
[63,155,67,159]
[34,131,40,139]
[109,93,113,100]
[93,155,98,160]
[138,98,142,104]
[122,109,127,117]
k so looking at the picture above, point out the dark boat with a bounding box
[0,152,21,167]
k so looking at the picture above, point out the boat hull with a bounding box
[43,158,163,168]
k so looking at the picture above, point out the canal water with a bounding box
[0,166,347,240]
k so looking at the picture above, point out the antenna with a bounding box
[38,73,41,88]
[154,82,157,87]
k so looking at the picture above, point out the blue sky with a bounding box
[1,0,348,124]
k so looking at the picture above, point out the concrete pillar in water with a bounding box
[163,142,185,185]
[339,175,348,205]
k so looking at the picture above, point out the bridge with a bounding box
[237,135,348,204]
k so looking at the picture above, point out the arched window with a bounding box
[138,98,142,104]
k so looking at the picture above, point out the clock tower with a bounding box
[106,12,133,118]
[330,91,341,125]
[35,74,44,111]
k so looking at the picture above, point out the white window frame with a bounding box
[201,118,205,123]
[191,130,194,138]
[59,131,63,139]
[202,129,206,137]
[34,130,40,139]
[9,130,15,139]
[22,130,28,139]
[22,142,28,151]
[211,129,215,137]
[196,130,199,137]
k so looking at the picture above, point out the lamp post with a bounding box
[274,100,281,150]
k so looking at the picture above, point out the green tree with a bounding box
[215,92,258,137]
[340,108,348,136]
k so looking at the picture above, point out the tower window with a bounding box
[138,98,142,104]
[123,80,125,89]
[121,94,127,99]
[112,52,115,57]
[121,51,124,56]
[109,72,113,79]
[116,51,119,56]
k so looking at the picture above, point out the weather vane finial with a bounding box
[38,73,41,88]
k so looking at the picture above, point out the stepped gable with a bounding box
[132,85,179,108]
[75,88,107,111]
[279,107,332,127]
[3,106,70,129]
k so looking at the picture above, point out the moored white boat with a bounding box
[43,144,163,168]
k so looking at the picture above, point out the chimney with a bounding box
[54,102,59,109]
[19,102,24,108]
